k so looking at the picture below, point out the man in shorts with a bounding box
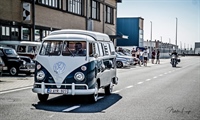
[143,49,148,66]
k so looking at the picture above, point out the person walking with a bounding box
[151,50,156,64]
[155,49,160,64]
[136,48,141,66]
[143,48,148,66]
[139,49,144,65]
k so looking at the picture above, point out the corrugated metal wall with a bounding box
[116,18,139,46]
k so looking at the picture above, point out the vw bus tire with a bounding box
[9,67,18,76]
[37,94,49,102]
[117,61,123,68]
[89,82,99,103]
[105,81,113,95]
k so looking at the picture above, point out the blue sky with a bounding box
[117,0,200,49]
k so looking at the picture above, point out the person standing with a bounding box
[143,48,148,66]
[155,49,160,64]
[131,48,136,57]
[151,50,156,64]
[136,48,141,66]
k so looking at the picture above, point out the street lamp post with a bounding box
[175,18,178,49]
[150,21,152,58]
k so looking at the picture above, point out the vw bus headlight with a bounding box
[37,70,45,81]
[74,72,85,81]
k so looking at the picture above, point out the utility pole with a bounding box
[32,0,35,41]
[175,18,178,49]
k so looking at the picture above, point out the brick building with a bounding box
[0,0,122,43]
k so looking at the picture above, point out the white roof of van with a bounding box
[49,29,111,41]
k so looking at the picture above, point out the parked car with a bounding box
[0,41,41,59]
[116,52,135,68]
[0,57,4,76]
[18,56,35,75]
[0,46,35,76]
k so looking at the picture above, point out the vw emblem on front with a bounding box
[53,62,66,74]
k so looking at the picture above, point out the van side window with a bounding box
[94,43,99,56]
[109,42,115,55]
[103,43,111,56]
[89,43,94,57]
[17,46,26,52]
[98,43,104,57]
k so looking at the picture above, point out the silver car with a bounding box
[116,52,135,68]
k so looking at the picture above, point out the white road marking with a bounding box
[145,79,151,81]
[0,86,32,95]
[113,90,120,93]
[63,105,80,112]
[164,72,168,74]
[153,76,157,79]
[159,74,163,76]
[137,82,143,84]
[168,71,171,73]
[49,115,54,118]
[126,85,133,89]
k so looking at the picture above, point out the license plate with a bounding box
[47,89,68,94]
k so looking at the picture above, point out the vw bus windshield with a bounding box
[62,41,86,56]
[39,41,86,56]
[40,41,63,56]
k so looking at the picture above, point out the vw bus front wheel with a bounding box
[37,94,49,102]
[105,81,113,95]
[89,82,99,103]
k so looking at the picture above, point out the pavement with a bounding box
[0,58,170,94]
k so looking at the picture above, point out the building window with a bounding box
[22,27,30,41]
[42,30,51,38]
[106,6,114,24]
[91,0,100,20]
[37,0,62,9]
[67,0,83,15]
[11,27,19,40]
[1,26,10,40]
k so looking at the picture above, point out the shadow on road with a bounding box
[32,93,122,113]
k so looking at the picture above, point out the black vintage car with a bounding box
[0,46,35,76]
[0,57,4,76]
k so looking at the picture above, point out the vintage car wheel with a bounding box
[89,82,99,103]
[104,81,113,95]
[37,94,49,102]
[9,67,18,76]
[116,61,123,68]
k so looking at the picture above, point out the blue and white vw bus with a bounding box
[32,29,118,102]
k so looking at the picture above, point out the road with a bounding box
[0,56,200,120]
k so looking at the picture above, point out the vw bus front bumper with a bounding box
[32,82,96,95]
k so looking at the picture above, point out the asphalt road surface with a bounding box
[0,56,200,120]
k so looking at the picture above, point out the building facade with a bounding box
[0,0,122,42]
[116,17,144,47]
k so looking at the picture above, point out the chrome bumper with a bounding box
[32,82,95,95]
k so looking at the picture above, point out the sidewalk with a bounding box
[0,58,170,93]
[0,74,34,92]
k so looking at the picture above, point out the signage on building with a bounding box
[23,2,31,21]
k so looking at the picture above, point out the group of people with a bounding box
[131,47,160,66]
